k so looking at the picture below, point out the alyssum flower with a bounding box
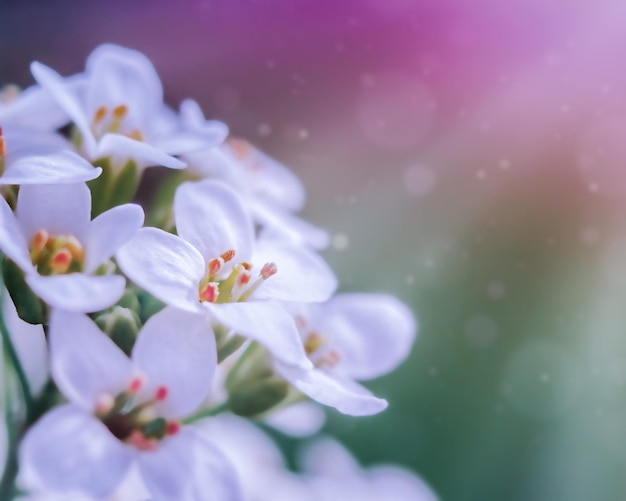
[19,307,242,501]
[274,293,416,416]
[0,182,143,313]
[30,44,227,171]
[116,179,337,369]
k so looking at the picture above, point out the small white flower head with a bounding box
[30,45,226,170]
[275,293,416,416]
[0,125,101,186]
[0,182,143,312]
[181,123,329,249]
[116,179,337,369]
[19,308,243,500]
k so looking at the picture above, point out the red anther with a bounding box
[155,386,168,401]
[199,282,219,303]
[237,273,251,286]
[260,262,278,280]
[50,249,72,273]
[220,249,235,262]
[93,106,107,123]
[113,104,128,119]
[0,127,6,158]
[166,421,181,436]
[128,376,144,394]
[208,257,223,276]
[128,430,158,451]
[240,262,252,271]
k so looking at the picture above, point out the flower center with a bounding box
[303,331,341,368]
[91,104,144,141]
[29,229,85,275]
[96,377,180,452]
[197,249,277,304]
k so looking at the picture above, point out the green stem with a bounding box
[0,343,20,499]
[0,302,33,418]
[182,401,229,425]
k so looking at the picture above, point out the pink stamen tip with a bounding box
[237,273,251,286]
[155,386,168,401]
[128,430,158,451]
[128,376,144,394]
[260,262,278,280]
[95,394,114,414]
[50,249,72,272]
[0,127,5,158]
[199,282,219,303]
[221,249,236,262]
[208,257,223,276]
[166,421,181,436]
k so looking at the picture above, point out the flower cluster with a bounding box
[0,45,431,500]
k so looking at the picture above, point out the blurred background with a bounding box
[3,0,626,499]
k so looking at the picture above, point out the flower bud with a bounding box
[227,376,289,417]
[2,258,47,325]
[95,306,141,355]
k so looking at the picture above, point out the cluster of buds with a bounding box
[0,45,432,500]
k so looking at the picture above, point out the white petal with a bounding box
[252,200,330,250]
[16,183,91,243]
[264,401,326,438]
[299,437,361,477]
[85,44,163,123]
[317,294,416,380]
[19,405,133,499]
[186,429,244,501]
[174,180,254,262]
[3,292,48,396]
[116,227,205,313]
[368,466,439,501]
[0,195,33,271]
[252,240,337,302]
[30,61,97,157]
[0,84,74,131]
[27,273,125,313]
[275,364,387,416]
[85,203,144,273]
[3,125,69,151]
[48,310,133,409]
[246,148,305,211]
[97,134,185,169]
[137,432,194,500]
[1,148,101,186]
[132,306,216,418]
[205,301,311,369]
[155,130,228,156]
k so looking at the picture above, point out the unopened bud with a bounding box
[228,377,289,417]
[95,306,142,355]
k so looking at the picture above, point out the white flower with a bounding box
[19,308,242,501]
[180,103,328,249]
[0,126,101,186]
[300,438,438,501]
[30,45,226,170]
[274,293,416,416]
[116,179,337,368]
[0,182,143,312]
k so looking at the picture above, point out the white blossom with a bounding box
[0,182,143,312]
[30,45,226,170]
[19,308,242,501]
[274,293,416,415]
[116,179,337,368]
